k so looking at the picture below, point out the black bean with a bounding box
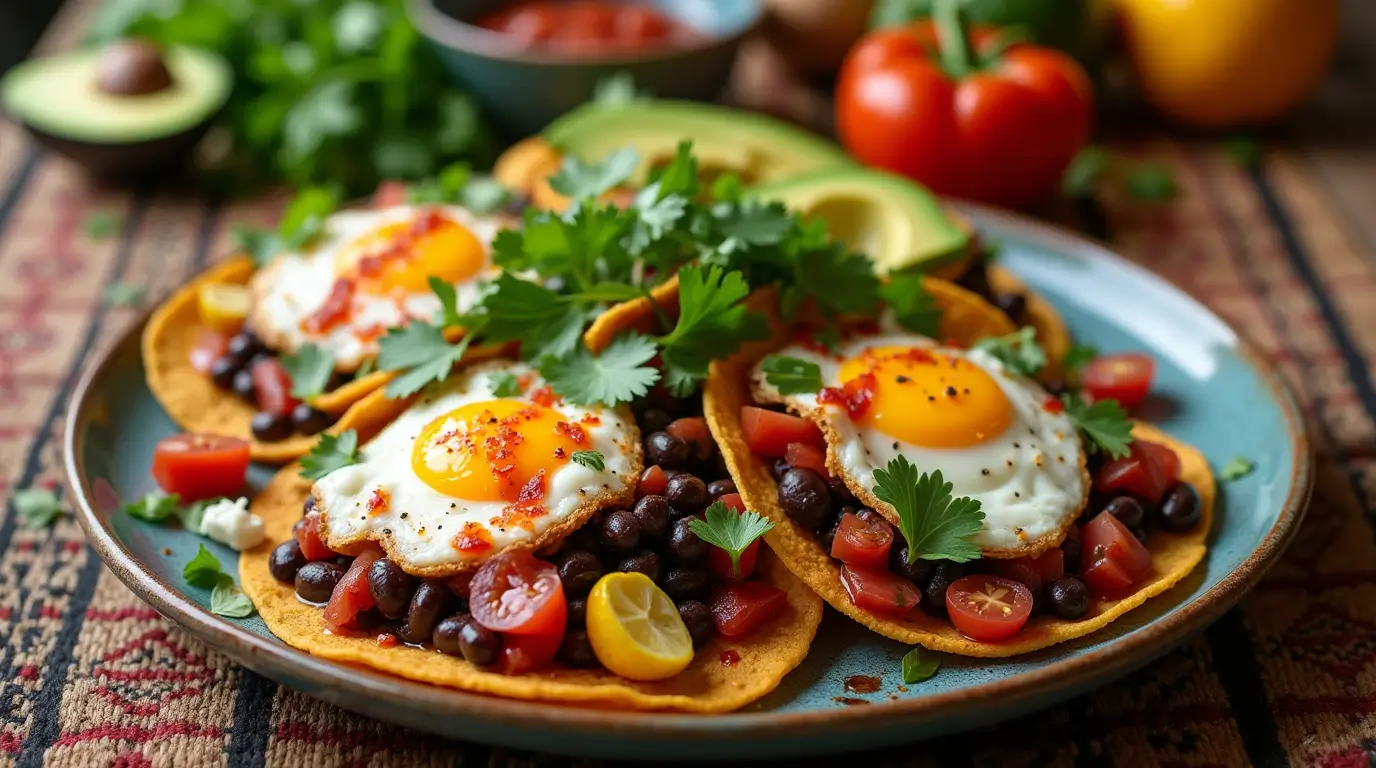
[957,261,993,297]
[1046,576,1090,620]
[399,580,453,645]
[368,558,420,620]
[665,474,709,515]
[1060,534,1082,575]
[921,562,965,617]
[828,476,855,506]
[639,407,673,435]
[567,597,587,629]
[889,544,933,585]
[353,608,390,634]
[707,479,737,501]
[251,411,292,442]
[1157,482,1202,532]
[994,292,1027,322]
[678,599,715,647]
[778,468,831,529]
[226,331,263,363]
[599,509,641,552]
[294,561,346,603]
[231,369,256,403]
[661,567,708,600]
[209,356,240,389]
[334,555,355,568]
[457,619,502,665]
[558,550,603,597]
[1104,496,1145,529]
[770,457,791,481]
[667,517,707,563]
[645,431,690,469]
[290,403,333,436]
[631,495,671,541]
[561,526,598,556]
[558,630,601,668]
[268,540,307,583]
[432,615,469,657]
[617,550,662,581]
[818,511,845,557]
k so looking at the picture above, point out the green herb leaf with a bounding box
[279,186,340,248]
[1223,136,1262,169]
[15,488,64,530]
[1221,455,1255,482]
[1062,342,1099,377]
[901,647,940,684]
[234,227,281,267]
[1062,146,1114,198]
[760,356,823,395]
[1125,164,1177,202]
[102,281,145,308]
[548,149,639,200]
[377,321,474,398]
[462,177,509,214]
[872,457,985,563]
[658,264,770,369]
[542,333,660,407]
[300,429,361,481]
[281,343,336,400]
[428,276,462,328]
[490,371,522,398]
[711,172,743,204]
[123,491,182,523]
[688,501,775,579]
[974,327,1047,377]
[183,544,226,589]
[791,244,882,318]
[353,357,376,380]
[571,450,606,471]
[881,273,941,336]
[180,499,213,535]
[1062,394,1134,459]
[592,72,651,107]
[84,211,119,239]
[211,579,256,618]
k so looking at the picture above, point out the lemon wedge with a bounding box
[197,283,250,333]
[586,572,694,681]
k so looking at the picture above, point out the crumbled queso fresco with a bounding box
[198,497,266,551]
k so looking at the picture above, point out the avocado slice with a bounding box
[544,101,853,187]
[750,168,970,275]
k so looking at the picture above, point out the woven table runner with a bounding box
[3,2,1376,766]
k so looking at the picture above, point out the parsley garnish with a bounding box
[570,450,605,471]
[974,327,1047,377]
[1062,145,1113,198]
[184,545,226,588]
[83,211,119,239]
[1062,394,1134,459]
[1062,342,1099,378]
[300,430,360,480]
[234,186,340,266]
[872,457,984,563]
[490,371,522,397]
[1125,164,1177,202]
[760,355,822,395]
[281,343,335,400]
[548,148,639,199]
[543,333,660,407]
[183,544,256,618]
[123,492,183,523]
[655,265,769,395]
[377,319,475,398]
[901,647,940,684]
[1221,456,1255,481]
[406,162,511,213]
[15,488,64,530]
[881,273,941,336]
[103,282,145,308]
[688,501,775,580]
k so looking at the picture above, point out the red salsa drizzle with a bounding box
[1042,394,1065,414]
[302,278,356,334]
[475,1,697,54]
[453,522,495,554]
[491,470,548,532]
[818,371,878,420]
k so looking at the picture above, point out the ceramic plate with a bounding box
[64,204,1312,761]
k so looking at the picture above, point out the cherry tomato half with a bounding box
[840,565,922,617]
[708,580,787,638]
[740,406,824,457]
[1094,439,1181,505]
[615,5,672,45]
[294,511,337,562]
[250,357,299,418]
[495,629,562,675]
[830,512,894,569]
[189,329,230,374]
[1081,511,1153,596]
[323,545,383,632]
[469,549,568,636]
[667,417,713,462]
[637,465,669,499]
[984,547,1065,592]
[1081,354,1155,409]
[784,442,829,479]
[945,575,1034,642]
[151,433,250,502]
[705,493,760,581]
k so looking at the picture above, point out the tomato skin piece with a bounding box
[637,465,668,498]
[667,417,713,461]
[830,512,894,569]
[1094,439,1181,505]
[469,550,568,636]
[784,442,829,479]
[1082,556,1134,595]
[151,434,250,502]
[250,357,299,418]
[985,548,1065,592]
[839,565,922,617]
[189,329,230,374]
[495,629,561,675]
[708,581,788,638]
[1081,511,1152,596]
[294,511,337,562]
[740,406,824,457]
[323,545,383,631]
[945,575,1034,642]
[1081,354,1155,409]
[704,493,761,581]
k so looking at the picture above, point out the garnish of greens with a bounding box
[300,430,360,480]
[489,371,522,398]
[570,450,605,471]
[102,282,145,308]
[1061,393,1134,459]
[123,492,216,532]
[1061,341,1099,378]
[281,343,336,400]
[83,210,119,239]
[15,487,64,530]
[872,456,985,563]
[183,545,255,618]
[234,186,340,267]
[974,327,1047,377]
[405,161,509,214]
[688,501,775,579]
[760,355,823,395]
[1220,456,1256,482]
[901,647,940,684]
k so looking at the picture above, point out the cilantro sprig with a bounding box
[300,430,361,480]
[1062,393,1134,459]
[974,327,1047,377]
[760,355,822,395]
[901,647,940,684]
[281,343,336,400]
[688,501,775,579]
[183,545,255,619]
[123,492,218,533]
[15,488,64,530]
[489,371,522,397]
[881,273,941,337]
[570,450,605,471]
[234,186,340,267]
[872,457,985,564]
[1221,456,1255,481]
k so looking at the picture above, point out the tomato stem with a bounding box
[933,0,975,79]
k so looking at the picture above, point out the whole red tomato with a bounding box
[836,3,1093,208]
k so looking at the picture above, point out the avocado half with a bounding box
[1,41,232,177]
[544,100,854,187]
[749,167,971,275]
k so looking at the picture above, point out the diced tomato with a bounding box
[469,550,568,636]
[189,329,230,374]
[740,406,824,457]
[614,5,672,44]
[1094,439,1181,505]
[708,581,788,638]
[667,417,714,461]
[250,357,299,418]
[1081,510,1153,596]
[830,512,894,569]
[1081,354,1155,409]
[637,465,668,498]
[784,442,829,479]
[840,565,921,617]
[495,629,562,675]
[705,493,761,581]
[373,180,408,208]
[323,545,383,631]
[984,548,1065,592]
[294,511,337,562]
[151,434,250,502]
[946,575,1034,642]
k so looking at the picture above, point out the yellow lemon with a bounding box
[586,572,694,681]
[196,282,249,333]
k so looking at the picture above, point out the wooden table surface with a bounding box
[2,1,1376,766]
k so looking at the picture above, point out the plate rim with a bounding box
[62,202,1314,742]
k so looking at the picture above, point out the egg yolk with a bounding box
[411,399,587,501]
[835,346,1013,448]
[337,211,486,295]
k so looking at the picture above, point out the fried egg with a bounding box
[248,205,506,370]
[750,331,1088,557]
[313,360,641,575]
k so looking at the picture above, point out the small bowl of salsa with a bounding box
[410,0,764,135]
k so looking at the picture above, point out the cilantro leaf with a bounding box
[650,141,698,199]
[377,321,473,398]
[103,282,145,308]
[1062,342,1099,377]
[490,371,521,398]
[428,276,461,327]
[1223,136,1262,169]
[592,72,651,107]
[15,488,64,530]
[462,177,509,214]
[184,545,226,589]
[791,244,882,317]
[1125,164,1177,202]
[901,647,940,684]
[628,184,687,254]
[180,499,213,535]
[210,580,256,618]
[123,492,182,523]
[760,355,822,395]
[881,273,941,336]
[687,501,775,579]
[974,327,1047,377]
[716,200,794,249]
[279,186,340,248]
[542,332,660,407]
[710,173,743,204]
[658,264,769,365]
[83,210,119,239]
[548,148,638,200]
[1221,455,1255,482]
[300,430,361,481]
[1062,145,1113,198]
[473,275,588,362]
[1062,394,1133,459]
[571,450,605,471]
[234,226,282,267]
[353,357,376,380]
[872,457,985,563]
[281,343,336,400]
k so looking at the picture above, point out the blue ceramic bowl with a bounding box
[410,0,764,136]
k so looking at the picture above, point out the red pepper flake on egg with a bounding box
[453,521,494,554]
[530,386,561,408]
[366,488,390,515]
[553,420,589,446]
[490,469,548,532]
[818,371,877,421]
[1042,395,1065,414]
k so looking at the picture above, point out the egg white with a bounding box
[247,204,506,370]
[751,332,1088,555]
[314,360,641,575]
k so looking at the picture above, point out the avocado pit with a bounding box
[96,39,174,96]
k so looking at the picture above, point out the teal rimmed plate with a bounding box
[63,204,1311,761]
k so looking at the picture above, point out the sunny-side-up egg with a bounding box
[313,360,642,574]
[247,204,506,370]
[750,331,1089,556]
